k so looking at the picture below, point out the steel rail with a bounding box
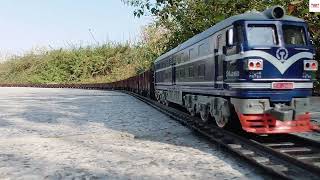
[1,84,320,179]
[125,91,320,180]
[248,134,320,178]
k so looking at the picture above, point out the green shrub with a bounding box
[0,24,168,84]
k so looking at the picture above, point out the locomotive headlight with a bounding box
[244,59,263,71]
[304,60,318,71]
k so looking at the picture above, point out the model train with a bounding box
[108,6,319,134]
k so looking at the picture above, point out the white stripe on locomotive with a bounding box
[225,50,313,74]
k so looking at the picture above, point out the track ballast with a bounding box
[126,92,320,180]
[1,84,320,179]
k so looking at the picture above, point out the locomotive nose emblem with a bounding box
[276,48,289,62]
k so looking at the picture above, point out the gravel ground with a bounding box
[293,96,320,141]
[0,87,266,180]
[310,96,320,126]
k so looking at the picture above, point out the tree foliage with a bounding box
[124,0,320,58]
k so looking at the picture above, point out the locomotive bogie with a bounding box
[155,90,167,104]
[183,94,231,127]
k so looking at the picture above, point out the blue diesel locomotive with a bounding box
[154,6,318,134]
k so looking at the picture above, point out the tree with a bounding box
[124,0,320,58]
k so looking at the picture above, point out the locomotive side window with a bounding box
[198,64,205,77]
[172,55,176,65]
[179,68,185,78]
[180,52,184,63]
[199,43,209,56]
[189,48,197,60]
[283,25,306,45]
[177,53,182,64]
[247,24,278,46]
[184,51,189,62]
[188,66,194,77]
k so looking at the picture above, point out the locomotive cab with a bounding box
[226,7,318,133]
[228,20,318,83]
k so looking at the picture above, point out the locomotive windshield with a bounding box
[283,25,306,45]
[246,23,308,47]
[247,24,278,46]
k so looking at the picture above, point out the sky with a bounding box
[0,0,151,58]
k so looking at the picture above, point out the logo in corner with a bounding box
[276,48,289,62]
[310,0,320,12]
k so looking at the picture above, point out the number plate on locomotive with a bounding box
[271,82,294,89]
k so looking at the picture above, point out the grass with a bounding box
[0,42,157,84]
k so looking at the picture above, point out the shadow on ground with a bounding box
[0,88,266,179]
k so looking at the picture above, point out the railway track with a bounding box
[125,92,320,180]
[249,134,320,176]
[1,84,320,179]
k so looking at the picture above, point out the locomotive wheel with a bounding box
[188,105,196,117]
[200,106,210,123]
[215,108,229,128]
[164,100,169,106]
[214,100,231,128]
[216,114,228,128]
[156,96,161,103]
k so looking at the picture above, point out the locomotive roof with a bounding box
[155,11,304,63]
